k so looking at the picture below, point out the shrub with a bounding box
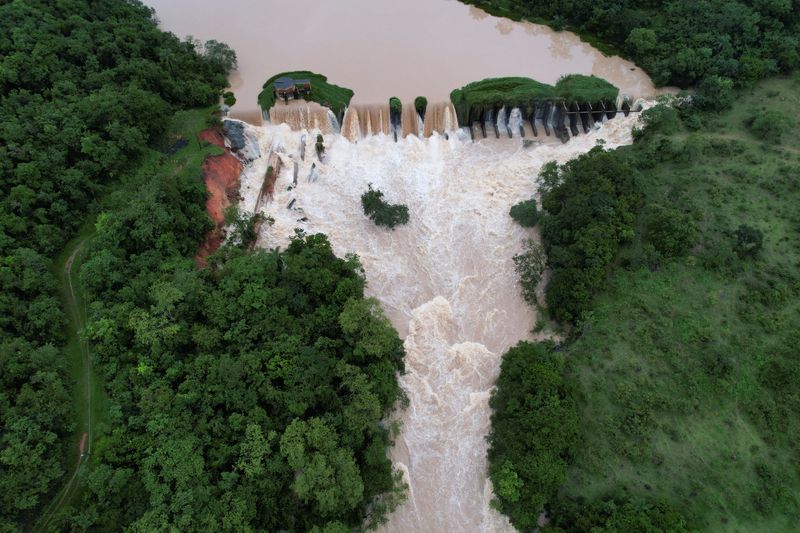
[549,496,690,532]
[222,91,236,107]
[224,205,264,248]
[414,96,428,117]
[695,75,735,110]
[735,225,764,258]
[389,97,402,116]
[361,185,409,229]
[744,109,792,144]
[509,199,538,227]
[513,239,546,305]
[642,203,696,257]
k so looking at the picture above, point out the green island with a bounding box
[258,70,355,118]
[450,74,618,125]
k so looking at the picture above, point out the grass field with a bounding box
[559,76,800,531]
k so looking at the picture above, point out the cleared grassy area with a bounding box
[257,71,354,117]
[450,74,617,125]
[559,76,800,531]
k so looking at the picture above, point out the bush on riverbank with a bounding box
[258,71,354,117]
[509,199,538,227]
[487,341,579,530]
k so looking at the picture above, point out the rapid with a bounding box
[232,112,648,531]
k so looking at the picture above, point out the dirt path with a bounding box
[35,240,93,531]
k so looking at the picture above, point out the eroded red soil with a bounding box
[196,127,242,267]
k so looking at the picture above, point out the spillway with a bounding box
[231,103,649,532]
[342,104,392,140]
[268,100,338,133]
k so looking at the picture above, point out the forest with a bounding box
[460,0,800,94]
[0,0,232,528]
[1,0,406,531]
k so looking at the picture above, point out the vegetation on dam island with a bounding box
[450,74,620,125]
[258,70,355,118]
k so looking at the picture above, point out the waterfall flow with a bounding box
[231,104,648,532]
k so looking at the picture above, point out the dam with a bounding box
[146,0,661,530]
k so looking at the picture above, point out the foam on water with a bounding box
[236,108,648,531]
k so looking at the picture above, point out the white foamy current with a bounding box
[234,110,648,532]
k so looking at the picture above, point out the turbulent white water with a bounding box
[234,112,647,532]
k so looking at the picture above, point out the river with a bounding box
[144,0,662,123]
[232,109,649,531]
[145,1,657,530]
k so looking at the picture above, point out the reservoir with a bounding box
[145,0,661,123]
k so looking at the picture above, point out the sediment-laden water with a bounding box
[233,111,648,531]
[145,0,666,122]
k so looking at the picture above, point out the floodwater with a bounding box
[233,109,649,531]
[144,0,662,123]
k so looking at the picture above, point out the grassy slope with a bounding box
[560,76,800,531]
[257,71,354,117]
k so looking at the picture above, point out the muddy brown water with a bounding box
[145,0,664,123]
[144,2,660,530]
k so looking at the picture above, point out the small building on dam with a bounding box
[273,76,312,103]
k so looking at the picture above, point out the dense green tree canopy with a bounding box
[0,1,230,527]
[460,0,800,91]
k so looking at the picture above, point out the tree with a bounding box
[734,225,763,258]
[280,418,364,517]
[625,28,657,55]
[487,341,579,531]
[361,185,410,229]
[509,199,538,227]
[201,39,238,74]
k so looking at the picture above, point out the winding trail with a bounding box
[35,239,93,531]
